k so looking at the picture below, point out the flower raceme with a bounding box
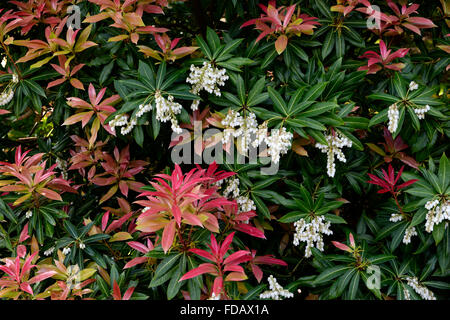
[240,0,320,54]
[358,40,409,74]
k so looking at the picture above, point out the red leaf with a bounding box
[332,241,352,252]
[179,263,217,281]
[161,219,176,253]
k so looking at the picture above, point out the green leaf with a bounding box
[153,253,182,281]
[368,254,396,264]
[289,43,308,62]
[322,31,335,59]
[368,108,388,127]
[406,105,420,132]
[348,271,360,300]
[343,116,369,129]
[287,118,326,131]
[217,39,243,60]
[324,214,347,224]
[315,265,351,284]
[99,61,114,85]
[336,268,356,296]
[338,129,364,151]
[155,61,166,89]
[278,211,308,223]
[375,221,407,241]
[64,220,79,239]
[438,153,449,192]
[195,35,212,60]
[206,27,221,52]
[287,88,305,113]
[149,265,178,288]
[138,60,155,89]
[260,49,277,69]
[267,86,288,115]
[433,222,445,245]
[391,73,406,98]
[0,198,17,224]
[368,93,399,103]
[243,284,267,300]
[167,268,183,300]
[303,82,328,102]
[235,74,246,105]
[251,193,270,219]
[133,125,144,147]
[247,77,266,107]
[24,80,46,98]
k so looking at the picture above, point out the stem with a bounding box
[392,192,404,215]
[1,41,22,80]
[177,225,187,252]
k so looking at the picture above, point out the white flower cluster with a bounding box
[387,103,399,133]
[136,103,152,119]
[293,216,333,258]
[110,91,184,135]
[120,117,137,135]
[259,275,293,300]
[154,91,183,134]
[222,110,245,144]
[389,213,403,222]
[62,247,71,255]
[424,199,450,233]
[186,62,229,110]
[403,288,411,300]
[389,213,416,244]
[208,292,221,300]
[1,57,6,68]
[79,242,86,250]
[44,246,55,256]
[0,73,19,106]
[413,104,430,120]
[25,210,33,219]
[403,226,417,244]
[221,110,293,164]
[222,111,260,153]
[222,176,240,198]
[237,195,256,212]
[409,81,419,91]
[265,128,294,164]
[315,131,352,177]
[405,276,436,300]
[109,114,129,133]
[220,177,256,213]
[0,88,14,107]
